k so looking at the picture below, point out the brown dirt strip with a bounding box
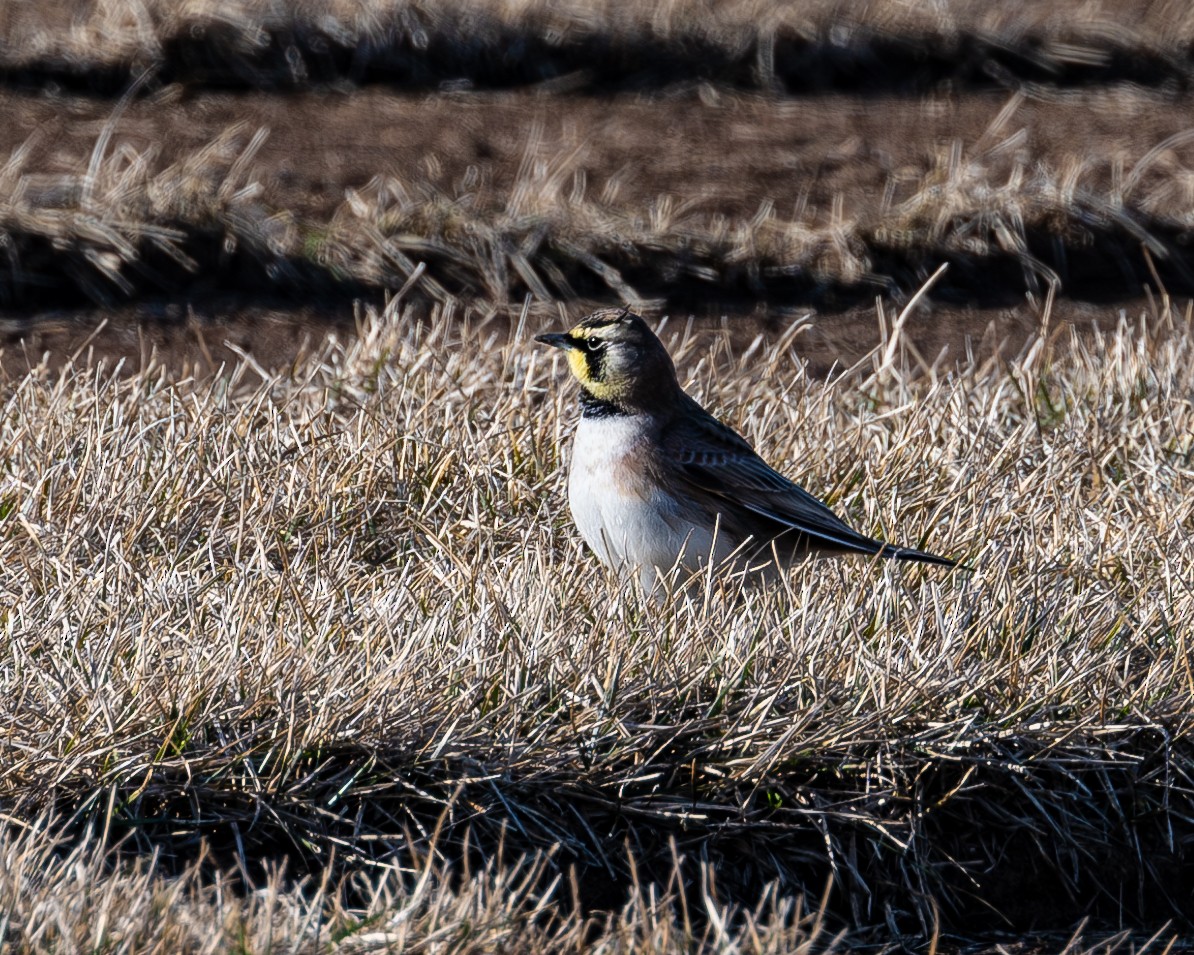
[0,297,1109,385]
[7,85,1186,223]
[6,85,1194,326]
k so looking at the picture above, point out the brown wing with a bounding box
[660,398,956,566]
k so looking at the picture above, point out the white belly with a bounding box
[567,416,733,589]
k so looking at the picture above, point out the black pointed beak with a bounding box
[535,332,575,350]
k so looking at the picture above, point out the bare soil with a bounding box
[9,84,1189,229]
[5,83,1193,374]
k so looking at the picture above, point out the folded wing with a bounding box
[660,400,956,567]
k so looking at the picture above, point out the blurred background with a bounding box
[3,0,1194,372]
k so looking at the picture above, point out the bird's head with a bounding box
[535,307,680,412]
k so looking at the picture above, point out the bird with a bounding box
[536,306,957,591]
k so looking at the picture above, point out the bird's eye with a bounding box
[584,338,603,352]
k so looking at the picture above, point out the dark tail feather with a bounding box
[884,543,966,570]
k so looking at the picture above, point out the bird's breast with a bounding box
[567,416,731,582]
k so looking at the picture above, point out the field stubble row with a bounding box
[7,85,1194,330]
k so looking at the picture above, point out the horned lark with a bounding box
[536,307,956,590]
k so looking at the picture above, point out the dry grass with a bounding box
[6,115,1194,312]
[2,818,1181,955]
[4,0,1194,90]
[0,293,1191,949]
[1,813,858,954]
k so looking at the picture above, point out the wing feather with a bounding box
[660,400,903,558]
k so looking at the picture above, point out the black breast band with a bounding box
[579,389,628,418]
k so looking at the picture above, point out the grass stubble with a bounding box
[7,102,1194,316]
[0,291,1191,952]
